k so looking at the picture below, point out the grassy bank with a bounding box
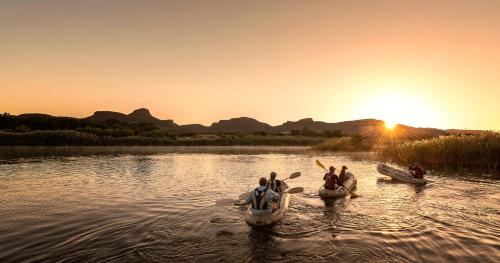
[379,133,500,172]
[311,135,374,151]
[0,130,326,146]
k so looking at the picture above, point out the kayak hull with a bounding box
[377,163,428,184]
[319,172,357,198]
[245,183,290,226]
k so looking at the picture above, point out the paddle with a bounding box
[282,171,301,182]
[283,186,304,194]
[215,198,238,207]
[238,191,252,201]
[316,160,329,173]
[238,171,301,200]
[315,159,361,199]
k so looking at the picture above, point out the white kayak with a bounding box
[377,163,428,184]
[245,182,291,226]
[319,172,357,198]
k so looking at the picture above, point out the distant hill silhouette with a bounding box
[2,108,452,138]
[391,124,447,140]
[177,124,210,133]
[277,118,385,135]
[87,108,177,129]
[210,117,273,132]
[128,108,160,122]
[87,111,129,122]
[18,113,56,119]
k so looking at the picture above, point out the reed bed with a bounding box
[311,136,374,152]
[380,132,500,172]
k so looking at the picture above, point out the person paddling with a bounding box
[266,172,282,193]
[241,177,280,214]
[338,165,348,185]
[409,162,426,179]
[323,166,341,190]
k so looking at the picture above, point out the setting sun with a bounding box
[385,120,396,129]
[353,88,442,129]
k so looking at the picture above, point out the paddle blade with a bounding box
[238,191,251,200]
[288,172,301,179]
[350,192,361,199]
[316,160,327,171]
[285,187,304,194]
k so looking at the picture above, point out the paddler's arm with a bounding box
[235,193,253,206]
[244,192,254,204]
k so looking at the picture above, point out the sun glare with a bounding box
[354,88,440,129]
[385,120,396,129]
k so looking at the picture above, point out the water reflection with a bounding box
[133,156,154,177]
[248,228,276,261]
[0,152,498,262]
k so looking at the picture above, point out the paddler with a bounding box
[323,166,340,190]
[266,172,283,193]
[409,162,426,179]
[338,165,348,185]
[240,177,280,214]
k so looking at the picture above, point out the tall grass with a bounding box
[380,132,500,172]
[311,136,374,151]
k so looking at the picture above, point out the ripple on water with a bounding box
[0,153,499,262]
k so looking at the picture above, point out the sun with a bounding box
[354,88,440,129]
[384,120,396,129]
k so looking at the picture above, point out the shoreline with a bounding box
[0,145,314,158]
[1,145,497,178]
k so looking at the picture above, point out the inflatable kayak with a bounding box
[377,163,428,184]
[245,182,291,226]
[319,172,357,198]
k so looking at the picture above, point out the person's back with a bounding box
[266,172,282,193]
[243,177,280,214]
[323,166,339,190]
[267,179,282,193]
[251,187,271,210]
[338,166,348,184]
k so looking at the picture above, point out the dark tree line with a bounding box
[0,113,163,137]
[0,113,344,139]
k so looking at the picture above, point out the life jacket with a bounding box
[252,188,269,210]
[325,173,338,189]
[413,167,426,179]
[267,179,281,192]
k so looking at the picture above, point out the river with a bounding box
[0,147,498,262]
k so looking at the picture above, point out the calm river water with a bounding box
[0,147,498,262]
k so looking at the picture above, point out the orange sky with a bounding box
[1,0,499,130]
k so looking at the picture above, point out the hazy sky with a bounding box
[1,0,499,129]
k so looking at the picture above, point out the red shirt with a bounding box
[409,166,426,179]
[323,172,339,189]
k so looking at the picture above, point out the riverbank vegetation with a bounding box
[2,112,498,173]
[379,132,500,172]
[311,135,374,151]
[0,113,342,146]
[313,131,500,173]
[0,130,326,146]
